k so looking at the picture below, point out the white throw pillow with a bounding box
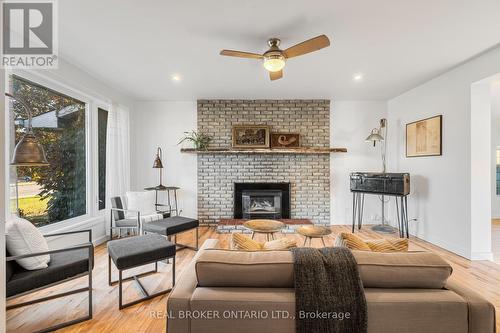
[125,191,156,218]
[6,217,51,270]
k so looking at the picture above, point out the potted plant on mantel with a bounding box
[178,130,212,150]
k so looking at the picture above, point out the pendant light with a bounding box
[6,92,49,166]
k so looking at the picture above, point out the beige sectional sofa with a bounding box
[167,239,495,333]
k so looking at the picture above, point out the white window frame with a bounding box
[94,104,110,213]
[4,69,111,233]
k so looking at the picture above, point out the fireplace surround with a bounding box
[197,99,330,225]
[234,182,291,219]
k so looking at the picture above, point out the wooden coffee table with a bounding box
[243,219,285,241]
[297,225,332,247]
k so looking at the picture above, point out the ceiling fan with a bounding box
[220,34,330,81]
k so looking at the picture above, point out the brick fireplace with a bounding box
[196,99,331,225]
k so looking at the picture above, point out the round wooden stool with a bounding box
[243,219,285,241]
[297,225,332,247]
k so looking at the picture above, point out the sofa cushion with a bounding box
[187,287,467,333]
[190,287,295,333]
[195,249,452,289]
[353,250,452,288]
[6,248,91,297]
[364,288,467,333]
[196,249,294,288]
[6,218,50,270]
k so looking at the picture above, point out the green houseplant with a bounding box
[178,130,212,150]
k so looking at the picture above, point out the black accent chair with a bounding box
[6,229,94,333]
[109,196,140,239]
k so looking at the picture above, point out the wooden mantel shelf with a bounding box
[180,147,347,154]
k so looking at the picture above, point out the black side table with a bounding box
[144,186,180,216]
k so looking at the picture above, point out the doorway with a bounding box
[491,81,500,263]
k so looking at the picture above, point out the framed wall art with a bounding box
[232,125,270,148]
[270,133,301,148]
[406,115,442,157]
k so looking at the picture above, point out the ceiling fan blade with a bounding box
[284,35,330,58]
[220,49,263,59]
[269,70,283,81]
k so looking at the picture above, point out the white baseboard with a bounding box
[93,234,108,246]
[413,231,470,259]
[470,251,494,261]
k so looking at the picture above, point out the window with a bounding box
[98,108,108,210]
[9,75,87,227]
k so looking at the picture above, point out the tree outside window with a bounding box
[10,75,87,227]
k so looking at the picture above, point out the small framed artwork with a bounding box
[271,133,301,148]
[232,125,270,148]
[406,115,442,157]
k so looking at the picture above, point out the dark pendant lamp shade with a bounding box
[153,152,164,169]
[11,132,49,166]
[6,92,49,167]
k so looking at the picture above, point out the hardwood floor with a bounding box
[6,225,500,333]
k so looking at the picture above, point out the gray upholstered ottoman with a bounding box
[107,234,175,309]
[142,216,199,251]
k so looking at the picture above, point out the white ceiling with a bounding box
[59,0,500,101]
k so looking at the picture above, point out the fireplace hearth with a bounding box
[234,183,291,219]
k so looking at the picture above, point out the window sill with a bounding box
[39,215,106,245]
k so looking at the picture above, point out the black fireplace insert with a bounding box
[234,182,291,219]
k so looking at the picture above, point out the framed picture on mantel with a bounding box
[271,133,301,148]
[406,115,442,157]
[232,125,270,148]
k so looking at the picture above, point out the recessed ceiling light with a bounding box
[171,74,181,82]
[353,73,364,82]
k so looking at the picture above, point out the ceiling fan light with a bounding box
[263,54,286,72]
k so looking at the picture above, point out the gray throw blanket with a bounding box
[291,247,367,333]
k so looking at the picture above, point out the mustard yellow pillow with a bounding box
[335,232,408,252]
[232,233,262,251]
[231,233,296,251]
[365,238,408,252]
[334,232,371,251]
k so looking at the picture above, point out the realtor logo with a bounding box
[1,0,58,68]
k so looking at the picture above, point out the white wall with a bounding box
[130,100,386,226]
[330,101,388,225]
[130,102,198,219]
[43,59,134,108]
[491,85,500,218]
[387,45,500,259]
